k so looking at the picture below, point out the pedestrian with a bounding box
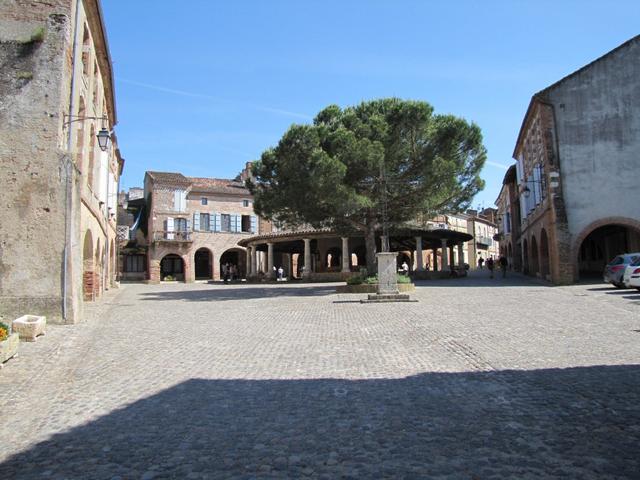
[486,257,494,279]
[277,266,284,280]
[401,261,409,276]
[478,257,484,270]
[223,263,230,283]
[499,256,508,278]
[230,264,236,281]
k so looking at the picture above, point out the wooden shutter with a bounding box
[250,215,257,233]
[173,191,181,211]
[214,213,221,232]
[166,217,174,240]
[193,211,200,231]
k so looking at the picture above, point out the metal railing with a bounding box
[476,236,493,247]
[153,230,192,242]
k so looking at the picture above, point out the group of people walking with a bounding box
[221,263,237,283]
[477,255,508,278]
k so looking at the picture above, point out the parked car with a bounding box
[603,253,640,288]
[622,257,640,290]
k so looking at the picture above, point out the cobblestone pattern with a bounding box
[0,272,639,479]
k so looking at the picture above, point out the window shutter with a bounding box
[186,219,191,231]
[166,217,174,240]
[174,191,180,211]
[181,191,187,211]
[193,211,200,231]
[214,213,221,232]
[250,215,257,233]
[235,214,241,232]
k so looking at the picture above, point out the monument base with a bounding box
[364,252,417,302]
[360,293,418,303]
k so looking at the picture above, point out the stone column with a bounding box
[341,237,350,273]
[267,242,274,279]
[458,244,465,268]
[415,236,424,271]
[441,239,449,270]
[246,248,252,276]
[251,245,257,276]
[303,238,311,279]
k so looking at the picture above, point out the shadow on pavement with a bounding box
[1,365,639,479]
[139,285,338,302]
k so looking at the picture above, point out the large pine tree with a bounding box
[247,98,486,271]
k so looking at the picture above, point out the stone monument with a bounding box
[361,252,415,303]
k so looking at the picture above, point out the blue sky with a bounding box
[102,1,639,208]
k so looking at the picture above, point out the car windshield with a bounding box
[631,256,640,266]
[608,256,624,266]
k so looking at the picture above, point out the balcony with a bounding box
[153,230,192,243]
[476,236,493,247]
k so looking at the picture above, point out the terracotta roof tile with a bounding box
[188,177,250,195]
[146,171,191,187]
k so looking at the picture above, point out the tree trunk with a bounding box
[364,222,377,275]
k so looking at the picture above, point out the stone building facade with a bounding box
[140,171,263,283]
[497,34,640,283]
[0,0,122,323]
[464,210,500,269]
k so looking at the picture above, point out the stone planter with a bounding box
[336,283,416,294]
[12,315,46,342]
[0,333,19,368]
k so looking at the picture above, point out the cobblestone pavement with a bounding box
[1,272,639,479]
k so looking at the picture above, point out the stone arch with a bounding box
[574,217,640,280]
[326,246,342,271]
[522,239,529,275]
[397,252,411,271]
[220,248,246,281]
[88,124,96,191]
[110,239,115,285]
[539,229,551,280]
[96,240,103,296]
[530,235,539,277]
[194,247,213,280]
[81,25,90,76]
[82,230,95,300]
[160,253,185,281]
[352,245,366,269]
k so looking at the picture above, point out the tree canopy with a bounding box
[247,98,486,271]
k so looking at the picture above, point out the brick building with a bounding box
[121,169,264,283]
[496,35,640,283]
[0,0,123,323]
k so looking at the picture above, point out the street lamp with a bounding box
[63,115,112,152]
[96,127,111,151]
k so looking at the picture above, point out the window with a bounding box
[221,214,231,232]
[200,213,210,231]
[241,215,251,232]
[201,197,208,205]
[243,199,250,207]
[173,190,186,212]
[175,218,188,231]
[124,255,146,272]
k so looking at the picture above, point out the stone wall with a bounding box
[0,1,75,323]
[546,38,640,267]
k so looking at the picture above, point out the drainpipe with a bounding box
[62,0,82,321]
